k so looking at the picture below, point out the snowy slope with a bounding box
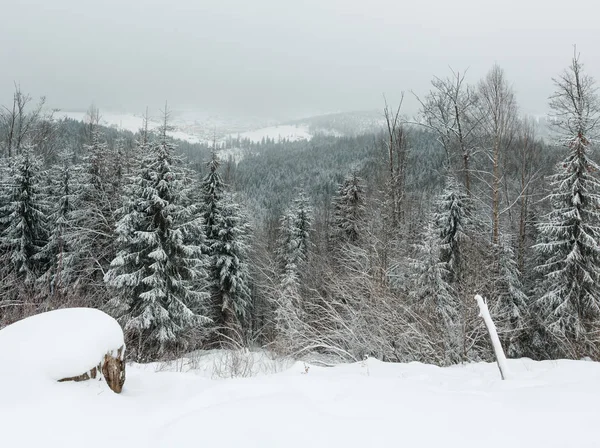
[233,124,312,143]
[1,356,599,447]
[58,109,385,148]
[59,111,202,143]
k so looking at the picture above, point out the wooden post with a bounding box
[475,295,510,380]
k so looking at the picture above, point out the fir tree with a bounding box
[105,114,209,360]
[274,191,312,340]
[435,173,468,284]
[276,210,301,295]
[410,221,460,364]
[64,123,117,306]
[0,146,48,287]
[207,194,252,341]
[201,150,225,246]
[37,149,81,300]
[277,191,312,287]
[332,170,365,244]
[535,52,600,357]
[489,237,528,358]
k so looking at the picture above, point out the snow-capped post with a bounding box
[475,294,510,380]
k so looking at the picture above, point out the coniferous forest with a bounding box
[2,53,600,365]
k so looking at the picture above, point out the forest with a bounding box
[1,53,598,365]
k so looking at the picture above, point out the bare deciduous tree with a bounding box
[0,84,47,157]
[383,94,408,225]
[478,65,518,243]
[414,69,479,196]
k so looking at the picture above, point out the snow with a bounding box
[59,111,202,143]
[0,308,124,382]
[1,352,599,447]
[234,124,312,143]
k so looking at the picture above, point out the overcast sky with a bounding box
[1,0,599,120]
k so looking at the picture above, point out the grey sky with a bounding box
[1,0,599,120]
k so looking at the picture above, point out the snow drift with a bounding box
[0,308,124,385]
[1,356,600,447]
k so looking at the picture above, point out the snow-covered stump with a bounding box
[0,308,126,393]
[59,346,126,393]
[474,295,510,380]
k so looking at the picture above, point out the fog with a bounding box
[1,0,599,119]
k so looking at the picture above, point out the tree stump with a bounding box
[59,345,126,393]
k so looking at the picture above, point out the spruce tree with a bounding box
[207,194,252,341]
[535,52,600,357]
[274,191,312,340]
[0,146,48,287]
[332,170,365,244]
[410,221,460,364]
[105,115,208,360]
[64,124,117,306]
[201,150,225,246]
[277,191,312,286]
[435,174,468,284]
[37,149,81,300]
[489,237,528,358]
[200,149,254,343]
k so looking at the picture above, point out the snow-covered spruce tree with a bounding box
[0,147,49,278]
[207,194,252,344]
[201,150,225,244]
[435,173,469,284]
[110,137,127,194]
[331,170,365,244]
[36,149,81,302]
[105,116,209,361]
[0,146,48,301]
[535,52,600,358]
[63,123,117,307]
[277,191,312,290]
[291,191,312,264]
[273,210,301,342]
[409,221,461,365]
[200,150,229,340]
[488,237,528,358]
[274,192,312,347]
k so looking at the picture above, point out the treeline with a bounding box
[1,52,599,364]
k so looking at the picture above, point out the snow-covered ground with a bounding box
[59,111,202,143]
[1,354,599,447]
[233,124,313,143]
[60,111,315,145]
[58,109,384,149]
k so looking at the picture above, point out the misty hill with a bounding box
[286,110,385,137]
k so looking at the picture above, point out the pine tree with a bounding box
[64,124,117,306]
[0,147,48,287]
[274,191,312,340]
[277,191,312,286]
[201,150,225,246]
[332,170,365,244]
[435,174,468,284]
[110,137,127,194]
[489,237,528,358]
[410,221,460,364]
[105,114,209,360]
[37,149,81,300]
[207,194,252,342]
[535,52,600,358]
